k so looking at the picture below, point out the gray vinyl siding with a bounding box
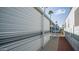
[44,16,50,31]
[0,7,41,34]
[0,7,50,51]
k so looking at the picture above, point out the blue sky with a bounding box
[45,7,72,27]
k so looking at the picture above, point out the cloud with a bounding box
[54,9,66,15]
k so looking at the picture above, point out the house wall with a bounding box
[64,7,79,50]
[0,7,50,51]
[43,16,50,46]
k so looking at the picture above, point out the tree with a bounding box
[48,10,54,15]
[48,10,54,33]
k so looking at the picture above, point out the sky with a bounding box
[45,7,72,27]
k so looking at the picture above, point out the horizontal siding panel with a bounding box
[11,38,41,51]
[0,35,41,51]
[0,7,41,34]
[0,7,50,51]
[44,17,50,31]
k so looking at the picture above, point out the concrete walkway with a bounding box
[41,37,59,51]
[58,37,74,51]
[41,33,74,51]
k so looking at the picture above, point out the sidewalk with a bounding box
[58,37,74,51]
[41,33,74,51]
[41,37,59,51]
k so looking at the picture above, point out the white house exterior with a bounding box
[64,7,79,50]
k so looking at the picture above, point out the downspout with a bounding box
[41,7,46,48]
[50,14,52,34]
